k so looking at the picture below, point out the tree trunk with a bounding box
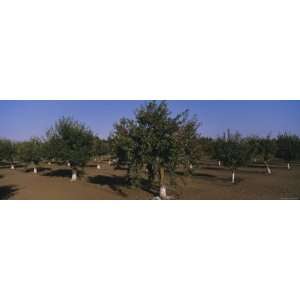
[33,167,37,174]
[264,161,271,174]
[48,162,51,165]
[10,164,15,170]
[67,162,71,167]
[97,164,101,169]
[232,170,235,184]
[218,160,221,167]
[71,169,77,181]
[159,166,166,199]
[288,163,291,170]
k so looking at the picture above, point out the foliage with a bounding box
[46,117,95,168]
[110,101,200,189]
[92,137,110,160]
[258,135,277,163]
[177,114,202,174]
[18,138,43,166]
[244,135,261,162]
[276,133,299,163]
[199,137,214,158]
[0,139,18,164]
[214,130,249,170]
[110,118,136,167]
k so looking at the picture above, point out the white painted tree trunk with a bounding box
[189,164,193,170]
[288,163,291,170]
[71,170,77,181]
[232,171,235,184]
[48,162,51,165]
[254,158,257,163]
[218,160,221,167]
[67,162,71,167]
[97,164,101,169]
[160,185,167,199]
[11,164,15,170]
[33,167,37,174]
[264,162,272,174]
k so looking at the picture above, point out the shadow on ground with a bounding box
[88,175,157,197]
[24,167,52,173]
[42,169,83,178]
[88,175,129,197]
[176,170,244,185]
[0,185,19,199]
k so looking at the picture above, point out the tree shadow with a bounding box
[43,169,73,178]
[24,167,51,173]
[43,168,85,179]
[0,185,19,200]
[88,174,129,197]
[187,171,244,185]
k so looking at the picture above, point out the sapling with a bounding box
[215,131,249,184]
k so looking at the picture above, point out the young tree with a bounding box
[46,117,95,181]
[177,114,202,175]
[110,118,136,170]
[92,136,110,169]
[276,133,300,169]
[244,135,261,163]
[19,138,43,173]
[259,135,277,174]
[42,139,57,165]
[212,139,224,168]
[0,139,18,169]
[215,130,249,184]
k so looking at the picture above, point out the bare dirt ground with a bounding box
[0,160,299,200]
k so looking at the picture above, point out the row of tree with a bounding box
[0,118,110,180]
[0,101,299,198]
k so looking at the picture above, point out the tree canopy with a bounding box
[46,117,95,168]
[276,133,299,163]
[110,101,201,197]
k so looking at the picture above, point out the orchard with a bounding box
[0,101,299,199]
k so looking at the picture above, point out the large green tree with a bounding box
[276,133,299,169]
[111,101,200,199]
[46,117,95,181]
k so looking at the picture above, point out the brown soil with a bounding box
[0,161,299,200]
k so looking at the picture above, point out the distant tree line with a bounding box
[0,101,299,198]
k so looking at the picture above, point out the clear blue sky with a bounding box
[0,100,299,141]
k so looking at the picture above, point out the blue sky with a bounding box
[0,100,299,140]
